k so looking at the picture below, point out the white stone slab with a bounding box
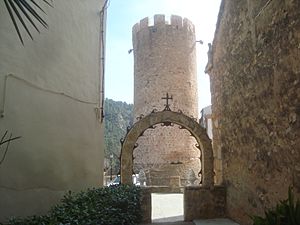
[151,193,183,221]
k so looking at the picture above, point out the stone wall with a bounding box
[132,15,199,186]
[184,186,226,221]
[208,0,300,224]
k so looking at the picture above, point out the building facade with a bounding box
[0,0,106,221]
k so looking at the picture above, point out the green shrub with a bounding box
[251,187,300,225]
[5,185,142,225]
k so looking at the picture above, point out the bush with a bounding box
[4,185,142,225]
[251,187,300,225]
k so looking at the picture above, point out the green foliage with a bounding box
[104,98,133,173]
[5,185,142,225]
[4,0,52,45]
[251,187,300,225]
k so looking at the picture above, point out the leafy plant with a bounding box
[251,187,300,225]
[3,0,53,45]
[4,185,142,225]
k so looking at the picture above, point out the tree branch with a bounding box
[0,131,21,166]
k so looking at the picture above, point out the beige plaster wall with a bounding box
[0,0,105,221]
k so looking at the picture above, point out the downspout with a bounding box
[99,0,109,122]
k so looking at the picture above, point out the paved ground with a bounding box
[194,219,239,225]
[142,219,239,225]
[142,222,194,225]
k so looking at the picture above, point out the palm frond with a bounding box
[4,0,53,45]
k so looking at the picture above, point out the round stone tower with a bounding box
[132,15,199,186]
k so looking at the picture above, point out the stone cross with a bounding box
[162,93,173,111]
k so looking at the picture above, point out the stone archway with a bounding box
[120,110,214,188]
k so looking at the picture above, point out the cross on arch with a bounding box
[162,93,173,111]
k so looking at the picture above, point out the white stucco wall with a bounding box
[0,0,105,221]
[200,105,213,139]
[207,118,213,139]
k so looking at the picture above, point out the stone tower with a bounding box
[132,15,199,186]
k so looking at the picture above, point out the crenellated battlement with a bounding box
[132,14,195,35]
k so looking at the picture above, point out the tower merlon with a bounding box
[183,18,195,33]
[132,23,140,34]
[170,15,182,27]
[154,14,165,25]
[140,17,149,29]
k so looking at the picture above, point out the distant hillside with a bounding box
[104,98,133,173]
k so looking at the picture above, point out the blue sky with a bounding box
[105,0,221,112]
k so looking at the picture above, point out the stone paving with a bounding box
[194,219,239,225]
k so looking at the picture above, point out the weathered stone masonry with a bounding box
[208,0,300,224]
[132,15,199,185]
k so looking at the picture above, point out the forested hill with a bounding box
[104,98,133,172]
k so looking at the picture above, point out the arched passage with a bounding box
[120,110,214,188]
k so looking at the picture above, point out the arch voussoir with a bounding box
[120,110,214,187]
